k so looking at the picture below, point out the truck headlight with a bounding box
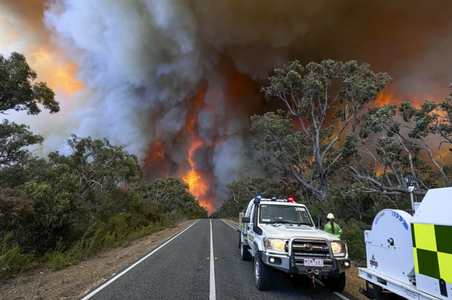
[330,241,347,257]
[265,239,287,252]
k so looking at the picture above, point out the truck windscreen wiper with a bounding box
[271,220,298,224]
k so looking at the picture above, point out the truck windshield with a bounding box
[259,204,313,226]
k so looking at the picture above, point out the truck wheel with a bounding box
[254,254,272,290]
[325,272,346,293]
[240,240,252,261]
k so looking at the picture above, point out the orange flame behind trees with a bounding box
[31,47,83,96]
[182,87,214,214]
[375,91,395,106]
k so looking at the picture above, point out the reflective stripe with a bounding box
[414,224,436,252]
[412,223,452,284]
[435,225,452,254]
[413,247,419,274]
[438,252,452,284]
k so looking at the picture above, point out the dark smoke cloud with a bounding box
[3,0,452,209]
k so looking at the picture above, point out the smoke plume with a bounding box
[2,0,452,211]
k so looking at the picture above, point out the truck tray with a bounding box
[358,268,441,300]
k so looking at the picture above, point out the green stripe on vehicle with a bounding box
[416,249,440,279]
[411,223,416,248]
[412,223,452,284]
[435,225,452,254]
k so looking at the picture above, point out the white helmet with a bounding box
[327,213,335,220]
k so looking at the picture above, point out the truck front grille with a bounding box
[291,239,333,272]
[291,239,330,258]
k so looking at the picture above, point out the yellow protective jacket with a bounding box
[324,221,342,239]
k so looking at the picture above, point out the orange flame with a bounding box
[31,47,83,95]
[375,91,395,106]
[182,89,213,214]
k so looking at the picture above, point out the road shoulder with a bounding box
[0,220,197,300]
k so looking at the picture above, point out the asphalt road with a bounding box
[80,219,346,300]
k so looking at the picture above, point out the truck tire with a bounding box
[324,272,346,292]
[254,253,272,290]
[240,239,252,261]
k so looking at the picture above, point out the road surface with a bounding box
[80,219,348,300]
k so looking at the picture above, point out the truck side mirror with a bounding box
[242,217,250,224]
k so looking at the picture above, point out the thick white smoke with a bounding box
[31,0,323,208]
[3,0,452,209]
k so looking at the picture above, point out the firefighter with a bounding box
[324,213,342,239]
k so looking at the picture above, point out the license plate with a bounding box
[304,258,324,267]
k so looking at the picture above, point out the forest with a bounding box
[2,53,452,280]
[212,60,452,262]
[0,53,207,281]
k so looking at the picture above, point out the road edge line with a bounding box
[315,278,350,300]
[220,219,236,230]
[80,220,200,300]
[333,291,350,300]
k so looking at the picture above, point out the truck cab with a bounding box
[237,196,351,291]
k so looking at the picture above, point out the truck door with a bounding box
[248,205,256,247]
[246,205,254,247]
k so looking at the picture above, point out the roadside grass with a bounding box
[0,232,33,281]
[1,215,177,281]
[44,215,171,271]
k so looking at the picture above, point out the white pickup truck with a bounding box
[237,196,351,291]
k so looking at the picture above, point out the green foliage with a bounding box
[211,177,299,218]
[0,52,59,115]
[357,100,450,193]
[0,232,33,280]
[45,250,77,271]
[129,177,208,220]
[43,239,78,270]
[48,135,144,217]
[65,214,167,261]
[257,59,391,201]
[0,188,34,236]
[17,162,79,254]
[0,133,204,280]
[340,220,368,265]
[0,54,208,279]
[436,86,452,148]
[0,120,44,167]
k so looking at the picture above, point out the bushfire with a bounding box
[182,90,212,213]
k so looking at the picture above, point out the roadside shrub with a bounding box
[44,250,78,270]
[0,188,35,246]
[341,220,369,266]
[43,239,78,270]
[68,224,114,259]
[0,232,33,281]
[127,222,167,240]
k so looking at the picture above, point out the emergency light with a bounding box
[254,194,262,205]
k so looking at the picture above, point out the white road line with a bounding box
[314,278,324,287]
[333,291,350,300]
[210,219,216,300]
[80,220,200,300]
[314,278,350,300]
[220,219,237,230]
